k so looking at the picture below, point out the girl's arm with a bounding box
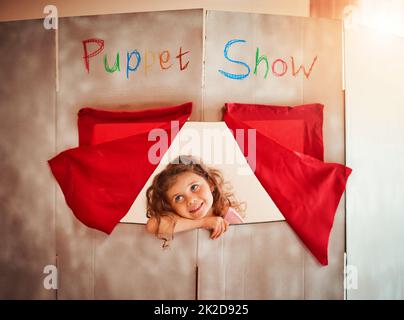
[146,215,228,239]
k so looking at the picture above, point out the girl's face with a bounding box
[166,171,214,220]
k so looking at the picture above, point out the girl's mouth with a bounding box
[189,202,203,215]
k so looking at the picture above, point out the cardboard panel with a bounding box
[0,20,55,299]
[197,222,304,299]
[94,224,197,299]
[56,9,203,299]
[203,11,345,299]
[1,9,345,300]
[203,11,304,121]
[302,18,345,299]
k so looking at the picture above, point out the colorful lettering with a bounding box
[104,53,120,73]
[159,50,172,70]
[144,50,155,75]
[218,39,251,80]
[272,58,288,77]
[176,47,190,71]
[291,56,318,79]
[82,39,191,77]
[253,48,269,79]
[126,50,141,79]
[82,38,104,73]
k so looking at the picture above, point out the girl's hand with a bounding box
[202,216,229,239]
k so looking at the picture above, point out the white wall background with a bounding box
[345,23,404,299]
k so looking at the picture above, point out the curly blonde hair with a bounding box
[146,155,244,244]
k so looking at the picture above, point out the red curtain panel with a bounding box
[224,104,351,265]
[49,103,192,234]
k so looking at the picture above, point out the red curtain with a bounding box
[224,105,351,265]
[49,103,192,234]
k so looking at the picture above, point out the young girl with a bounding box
[145,155,245,246]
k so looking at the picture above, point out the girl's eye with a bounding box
[174,195,184,202]
[191,184,199,192]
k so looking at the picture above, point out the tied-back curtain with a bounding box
[49,103,192,234]
[224,105,351,265]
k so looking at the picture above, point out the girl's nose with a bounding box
[188,197,198,205]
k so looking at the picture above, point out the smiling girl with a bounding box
[145,155,245,247]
